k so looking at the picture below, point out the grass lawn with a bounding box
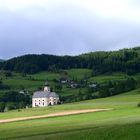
[0,89,140,140]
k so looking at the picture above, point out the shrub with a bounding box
[137,102,140,107]
[4,71,12,77]
[0,102,5,112]
[6,102,16,110]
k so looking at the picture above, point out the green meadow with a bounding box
[0,69,140,140]
[0,69,92,93]
[0,88,140,140]
[1,69,139,96]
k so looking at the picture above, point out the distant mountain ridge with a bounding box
[0,59,4,62]
[0,47,140,74]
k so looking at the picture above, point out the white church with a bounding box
[32,81,60,107]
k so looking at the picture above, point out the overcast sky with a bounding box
[0,0,140,59]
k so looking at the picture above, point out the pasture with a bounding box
[0,89,140,140]
[1,69,139,97]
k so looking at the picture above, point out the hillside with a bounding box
[0,48,139,139]
[0,88,140,140]
[0,69,139,108]
[0,47,140,74]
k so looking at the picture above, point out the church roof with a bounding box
[32,91,59,98]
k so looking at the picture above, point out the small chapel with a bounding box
[32,81,60,107]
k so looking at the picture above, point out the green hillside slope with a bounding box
[0,89,140,140]
[0,69,139,110]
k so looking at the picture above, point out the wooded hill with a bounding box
[0,47,140,74]
[0,59,4,62]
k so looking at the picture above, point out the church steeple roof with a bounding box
[45,80,49,86]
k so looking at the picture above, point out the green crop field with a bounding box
[0,88,140,140]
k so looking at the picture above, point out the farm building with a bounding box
[32,81,60,107]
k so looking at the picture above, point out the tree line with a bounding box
[61,77,139,103]
[0,91,30,112]
[0,47,139,75]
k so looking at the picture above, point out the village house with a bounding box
[59,77,68,84]
[32,81,60,107]
[88,83,97,88]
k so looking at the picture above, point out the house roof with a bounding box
[89,84,97,88]
[32,91,59,98]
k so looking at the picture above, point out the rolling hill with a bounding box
[0,88,139,140]
[0,47,139,140]
[0,47,140,75]
[0,59,4,62]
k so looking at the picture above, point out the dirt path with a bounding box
[0,108,112,124]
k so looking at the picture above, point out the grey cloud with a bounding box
[0,2,140,59]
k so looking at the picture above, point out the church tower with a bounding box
[44,81,50,92]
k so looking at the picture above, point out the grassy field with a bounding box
[1,69,139,97]
[0,69,92,93]
[89,73,128,83]
[66,68,92,80]
[0,69,140,139]
[0,88,140,140]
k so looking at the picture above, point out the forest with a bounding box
[0,47,140,75]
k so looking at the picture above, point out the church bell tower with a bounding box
[44,81,50,92]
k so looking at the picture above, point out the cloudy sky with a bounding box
[0,0,140,59]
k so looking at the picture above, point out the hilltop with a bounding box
[0,59,4,62]
[0,47,140,75]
